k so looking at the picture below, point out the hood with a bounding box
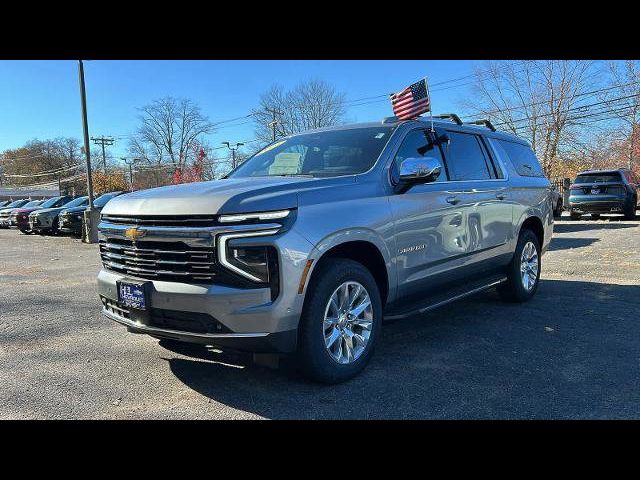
[102,176,354,216]
[14,206,44,214]
[32,206,66,216]
[60,206,88,215]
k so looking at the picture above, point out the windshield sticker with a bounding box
[375,132,386,139]
[269,152,301,175]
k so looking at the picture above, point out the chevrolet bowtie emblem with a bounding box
[124,227,146,241]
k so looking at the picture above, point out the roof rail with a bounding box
[433,113,463,125]
[466,119,497,132]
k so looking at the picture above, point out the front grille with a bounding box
[101,214,217,227]
[99,238,217,282]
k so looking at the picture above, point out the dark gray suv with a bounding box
[569,168,639,220]
[97,115,553,383]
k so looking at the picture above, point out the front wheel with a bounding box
[569,209,581,220]
[297,258,382,384]
[498,228,541,303]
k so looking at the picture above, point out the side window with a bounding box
[495,139,546,178]
[391,129,446,183]
[443,131,492,181]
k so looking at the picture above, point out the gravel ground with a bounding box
[1,214,639,419]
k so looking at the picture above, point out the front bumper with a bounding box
[29,216,54,231]
[59,215,82,234]
[97,223,314,353]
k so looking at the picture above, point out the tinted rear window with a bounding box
[495,140,545,177]
[575,173,622,184]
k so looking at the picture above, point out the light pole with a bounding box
[121,157,140,191]
[78,60,99,244]
[222,141,244,169]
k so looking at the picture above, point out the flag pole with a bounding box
[425,76,434,133]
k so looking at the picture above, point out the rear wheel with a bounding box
[624,196,637,220]
[498,228,541,303]
[553,200,563,218]
[569,209,581,220]
[297,258,382,384]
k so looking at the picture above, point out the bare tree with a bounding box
[599,61,640,170]
[129,97,214,170]
[252,79,347,144]
[463,60,596,176]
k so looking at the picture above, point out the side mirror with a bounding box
[398,157,442,185]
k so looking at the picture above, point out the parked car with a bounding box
[10,196,73,234]
[59,191,125,236]
[97,115,553,383]
[29,196,88,234]
[0,200,11,208]
[0,199,32,228]
[569,168,639,220]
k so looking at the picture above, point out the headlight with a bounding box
[218,209,290,223]
[217,229,279,284]
[229,246,272,283]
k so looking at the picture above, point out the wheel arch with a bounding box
[303,232,394,308]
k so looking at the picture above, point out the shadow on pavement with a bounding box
[166,279,640,419]
[548,237,600,251]
[554,221,638,234]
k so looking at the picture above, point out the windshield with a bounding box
[228,126,395,179]
[575,173,621,184]
[23,200,41,207]
[62,197,88,208]
[6,200,27,208]
[94,192,121,208]
[40,197,63,208]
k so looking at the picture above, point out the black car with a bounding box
[59,191,125,236]
[569,168,639,220]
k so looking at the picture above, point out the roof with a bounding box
[577,168,628,176]
[293,116,526,144]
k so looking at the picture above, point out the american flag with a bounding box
[390,78,431,120]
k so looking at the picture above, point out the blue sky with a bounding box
[0,60,484,162]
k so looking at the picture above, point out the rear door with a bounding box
[435,128,513,264]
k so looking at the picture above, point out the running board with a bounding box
[384,275,507,321]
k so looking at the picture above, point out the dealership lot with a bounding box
[1,216,639,419]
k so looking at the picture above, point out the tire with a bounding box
[19,229,32,235]
[569,209,581,220]
[590,213,600,220]
[50,218,59,235]
[297,258,382,384]
[624,196,637,220]
[498,228,541,303]
[553,200,562,218]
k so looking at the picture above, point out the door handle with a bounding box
[446,196,460,205]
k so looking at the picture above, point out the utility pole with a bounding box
[222,142,244,169]
[78,60,98,243]
[91,136,114,174]
[121,157,139,191]
[265,107,283,142]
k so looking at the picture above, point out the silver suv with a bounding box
[97,114,553,383]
